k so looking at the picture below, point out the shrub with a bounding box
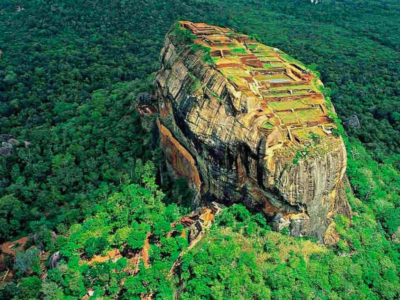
[19,276,42,300]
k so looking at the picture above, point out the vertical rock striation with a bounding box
[155,21,351,241]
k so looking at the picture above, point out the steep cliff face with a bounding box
[155,21,351,241]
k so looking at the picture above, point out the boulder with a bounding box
[344,115,360,129]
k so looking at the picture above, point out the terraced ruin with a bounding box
[181,21,336,146]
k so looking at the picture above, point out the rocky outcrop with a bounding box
[0,134,20,157]
[343,115,361,129]
[155,21,351,241]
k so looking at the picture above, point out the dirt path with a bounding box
[1,237,28,256]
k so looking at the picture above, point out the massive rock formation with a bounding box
[155,21,351,241]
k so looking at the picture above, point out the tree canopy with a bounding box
[0,0,400,299]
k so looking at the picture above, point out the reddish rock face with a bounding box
[157,119,201,190]
[155,21,351,241]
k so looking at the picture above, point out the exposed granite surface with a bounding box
[155,21,351,241]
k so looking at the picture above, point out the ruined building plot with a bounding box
[155,21,351,242]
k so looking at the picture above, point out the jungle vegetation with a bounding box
[0,0,400,299]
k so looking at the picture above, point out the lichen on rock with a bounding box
[155,21,352,241]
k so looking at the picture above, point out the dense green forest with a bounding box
[0,0,400,299]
